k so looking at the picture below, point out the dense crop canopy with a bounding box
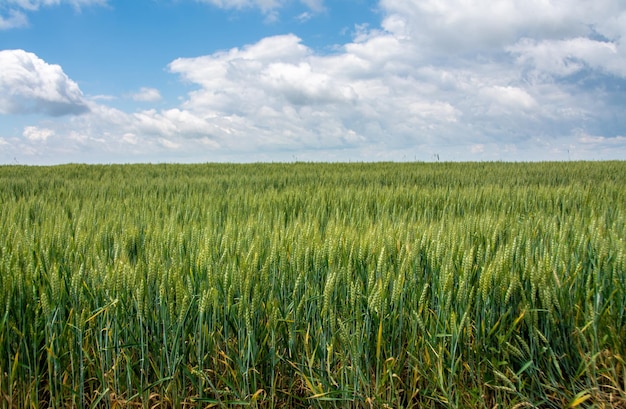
[0,162,624,408]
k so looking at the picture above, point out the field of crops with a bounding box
[0,162,625,408]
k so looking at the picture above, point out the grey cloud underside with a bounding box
[2,98,90,116]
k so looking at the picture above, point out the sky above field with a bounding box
[1,0,626,164]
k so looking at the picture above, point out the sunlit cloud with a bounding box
[0,49,89,116]
[2,0,626,163]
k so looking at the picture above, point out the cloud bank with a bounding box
[2,0,626,163]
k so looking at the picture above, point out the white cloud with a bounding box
[4,0,107,11]
[295,11,312,23]
[194,0,323,17]
[3,0,626,163]
[122,132,139,145]
[23,126,54,141]
[132,108,223,139]
[1,0,107,29]
[130,87,162,102]
[379,0,619,53]
[0,49,89,116]
[481,86,537,111]
[0,9,27,29]
[159,138,180,150]
[509,37,626,77]
[578,132,626,147]
[195,0,280,11]
[91,94,116,101]
[166,33,465,152]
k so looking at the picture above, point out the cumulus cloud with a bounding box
[4,0,626,163]
[0,49,89,116]
[509,37,626,77]
[162,0,625,159]
[164,34,427,152]
[379,0,618,53]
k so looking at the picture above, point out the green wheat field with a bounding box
[1,162,625,408]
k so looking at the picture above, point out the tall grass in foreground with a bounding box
[0,162,625,408]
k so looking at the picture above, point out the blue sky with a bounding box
[1,0,625,164]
